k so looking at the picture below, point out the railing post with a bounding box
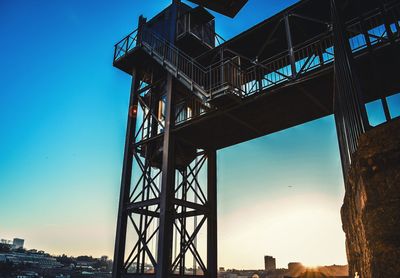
[188,13,191,34]
[209,65,212,98]
[284,14,297,79]
[137,15,147,47]
[191,58,194,83]
[381,3,396,44]
[395,5,400,33]
[318,41,325,66]
[220,48,225,89]
[257,59,263,95]
[381,98,392,122]
[113,45,117,61]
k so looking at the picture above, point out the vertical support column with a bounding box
[207,149,217,278]
[331,0,370,176]
[137,15,147,47]
[112,68,141,278]
[257,63,264,94]
[284,14,297,79]
[179,170,188,276]
[170,0,181,43]
[220,48,225,88]
[156,74,176,278]
[381,3,396,44]
[381,98,392,122]
[156,3,181,276]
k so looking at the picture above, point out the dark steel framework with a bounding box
[112,0,400,277]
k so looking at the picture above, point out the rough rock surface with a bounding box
[341,118,400,278]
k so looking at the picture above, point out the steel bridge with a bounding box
[111,0,400,277]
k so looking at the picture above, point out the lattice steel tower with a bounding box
[111,0,400,277]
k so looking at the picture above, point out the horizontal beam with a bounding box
[174,199,209,213]
[126,198,159,212]
[175,209,206,219]
[131,208,160,218]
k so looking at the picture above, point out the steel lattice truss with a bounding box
[117,78,215,276]
[123,150,212,275]
[112,0,400,277]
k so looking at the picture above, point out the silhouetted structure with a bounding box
[288,271,348,278]
[264,256,276,272]
[288,263,305,277]
[112,0,400,277]
[12,239,24,250]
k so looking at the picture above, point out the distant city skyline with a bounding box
[1,235,346,272]
[6,0,399,271]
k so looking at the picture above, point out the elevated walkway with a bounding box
[113,0,400,149]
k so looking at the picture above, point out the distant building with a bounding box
[288,262,305,277]
[100,255,108,262]
[16,271,40,278]
[13,238,25,249]
[264,255,276,272]
[1,252,62,269]
[1,238,12,245]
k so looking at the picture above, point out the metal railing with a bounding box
[114,1,400,123]
[240,2,400,98]
[116,26,246,99]
[114,29,138,61]
[176,16,226,47]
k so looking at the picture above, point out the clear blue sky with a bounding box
[1,0,398,270]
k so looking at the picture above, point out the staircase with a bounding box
[139,27,211,103]
[113,1,400,107]
[114,27,245,105]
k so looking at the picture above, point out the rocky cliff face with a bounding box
[341,119,400,278]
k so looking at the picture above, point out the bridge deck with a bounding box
[175,44,400,150]
[113,0,400,150]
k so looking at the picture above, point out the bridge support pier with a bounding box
[112,68,142,278]
[331,0,370,176]
[207,149,218,278]
[112,71,218,277]
[156,74,176,278]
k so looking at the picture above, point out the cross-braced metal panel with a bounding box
[121,149,216,277]
[113,68,217,277]
[172,152,209,275]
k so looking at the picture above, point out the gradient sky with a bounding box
[1,0,399,270]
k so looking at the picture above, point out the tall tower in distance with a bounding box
[264,255,276,272]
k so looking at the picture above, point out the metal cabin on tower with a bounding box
[112,0,400,277]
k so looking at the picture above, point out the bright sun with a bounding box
[219,193,347,269]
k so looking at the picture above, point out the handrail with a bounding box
[141,27,207,72]
[114,29,139,61]
[138,27,246,97]
[114,28,138,48]
[114,1,400,101]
